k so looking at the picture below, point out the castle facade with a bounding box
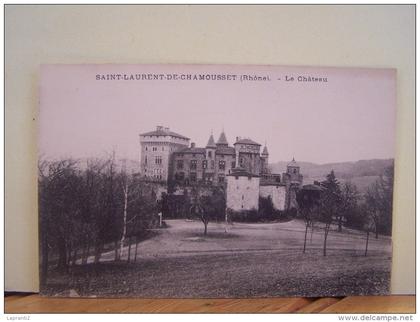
[139,126,303,212]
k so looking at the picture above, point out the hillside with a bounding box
[269,159,394,192]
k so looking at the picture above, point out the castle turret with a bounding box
[206,133,217,149]
[283,157,303,189]
[233,137,261,175]
[205,133,217,181]
[262,145,269,157]
[261,144,269,174]
[287,157,300,176]
[283,157,303,210]
[216,130,229,147]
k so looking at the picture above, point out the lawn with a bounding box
[43,219,391,297]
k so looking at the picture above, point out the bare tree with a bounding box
[119,166,129,260]
[190,185,225,236]
[338,181,359,232]
[365,184,382,239]
[296,186,322,253]
[38,153,161,293]
[364,214,376,256]
[364,165,394,239]
[38,158,81,280]
[319,171,341,256]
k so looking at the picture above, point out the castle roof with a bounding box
[234,138,261,146]
[227,167,260,177]
[173,145,235,156]
[175,147,206,155]
[302,184,324,191]
[215,146,236,155]
[140,127,189,140]
[262,145,269,155]
[288,157,299,167]
[216,131,229,146]
[206,134,217,148]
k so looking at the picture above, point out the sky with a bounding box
[39,64,396,164]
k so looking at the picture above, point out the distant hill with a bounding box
[73,157,393,193]
[269,159,394,192]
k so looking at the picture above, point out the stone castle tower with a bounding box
[283,158,303,210]
[139,126,189,182]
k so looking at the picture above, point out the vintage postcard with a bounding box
[39,64,395,297]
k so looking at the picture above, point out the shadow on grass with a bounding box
[186,231,240,240]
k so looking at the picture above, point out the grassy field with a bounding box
[44,219,391,297]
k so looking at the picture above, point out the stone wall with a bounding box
[259,184,287,211]
[226,175,260,211]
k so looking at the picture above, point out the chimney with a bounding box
[236,136,239,142]
[156,125,170,132]
[191,142,196,148]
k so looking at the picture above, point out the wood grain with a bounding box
[4,294,415,314]
[320,296,415,313]
[296,297,342,313]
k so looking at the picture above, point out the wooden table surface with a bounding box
[4,294,415,313]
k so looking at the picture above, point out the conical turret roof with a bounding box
[206,133,217,148]
[288,157,299,167]
[216,131,229,146]
[262,145,269,155]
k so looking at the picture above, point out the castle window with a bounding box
[190,172,197,182]
[211,160,215,169]
[175,172,185,181]
[153,147,157,151]
[218,175,225,183]
[145,147,148,151]
[219,160,225,170]
[293,169,297,174]
[239,157,244,166]
[145,156,147,165]
[155,156,162,165]
[208,151,212,158]
[190,160,197,170]
[231,161,235,168]
[177,160,183,170]
[202,160,207,169]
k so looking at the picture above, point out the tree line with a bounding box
[38,155,159,287]
[296,164,394,256]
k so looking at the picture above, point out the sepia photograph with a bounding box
[38,64,395,298]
